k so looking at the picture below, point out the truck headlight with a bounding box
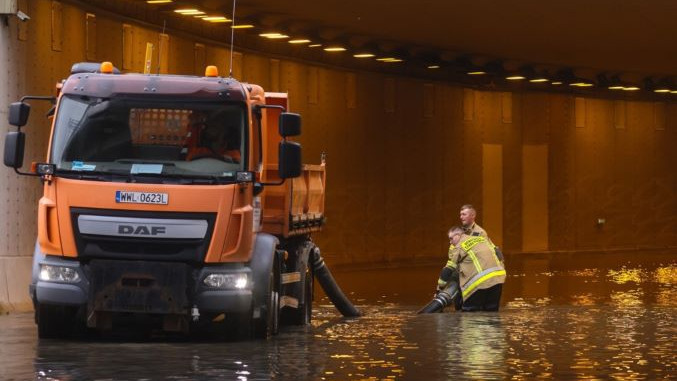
[203,273,248,289]
[39,264,80,283]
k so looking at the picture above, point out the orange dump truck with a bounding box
[3,62,332,339]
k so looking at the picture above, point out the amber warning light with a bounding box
[205,65,219,77]
[100,61,114,74]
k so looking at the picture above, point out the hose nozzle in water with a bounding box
[417,282,460,314]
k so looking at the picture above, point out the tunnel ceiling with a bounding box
[76,0,677,97]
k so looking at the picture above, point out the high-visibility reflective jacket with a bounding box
[464,222,494,246]
[440,234,506,301]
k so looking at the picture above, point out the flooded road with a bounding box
[1,249,675,380]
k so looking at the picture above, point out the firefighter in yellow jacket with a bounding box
[459,203,505,267]
[437,226,506,311]
[459,204,492,244]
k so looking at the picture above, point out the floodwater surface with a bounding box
[0,250,675,380]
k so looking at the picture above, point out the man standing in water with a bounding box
[459,203,504,264]
[459,204,492,243]
[437,226,506,311]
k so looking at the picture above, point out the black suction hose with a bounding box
[417,282,460,314]
[310,247,362,317]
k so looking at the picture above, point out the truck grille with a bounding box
[71,208,216,263]
[88,259,191,314]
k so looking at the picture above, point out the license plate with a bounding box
[115,191,168,205]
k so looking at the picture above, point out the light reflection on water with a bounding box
[655,266,677,284]
[608,268,644,284]
[0,250,674,380]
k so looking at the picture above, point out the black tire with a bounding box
[37,304,79,339]
[253,268,280,339]
[300,268,313,325]
[223,312,254,341]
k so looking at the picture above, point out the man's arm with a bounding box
[436,245,461,290]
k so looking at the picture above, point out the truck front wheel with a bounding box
[37,304,79,339]
[253,269,280,339]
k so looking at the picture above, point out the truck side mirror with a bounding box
[279,112,301,137]
[278,141,301,179]
[3,131,26,168]
[8,102,31,127]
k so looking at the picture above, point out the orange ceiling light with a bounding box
[259,32,289,39]
[376,57,403,62]
[529,77,549,83]
[324,46,346,52]
[353,53,375,58]
[202,16,231,23]
[289,39,311,44]
[147,0,172,4]
[174,9,204,15]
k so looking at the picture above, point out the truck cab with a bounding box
[4,62,325,339]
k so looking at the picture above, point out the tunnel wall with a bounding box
[0,0,674,312]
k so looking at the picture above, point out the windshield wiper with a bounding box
[115,159,176,166]
[125,172,235,185]
[55,169,128,182]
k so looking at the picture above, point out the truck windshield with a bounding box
[50,95,246,182]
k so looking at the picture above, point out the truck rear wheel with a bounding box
[37,304,79,339]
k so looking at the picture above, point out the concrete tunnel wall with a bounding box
[0,0,675,312]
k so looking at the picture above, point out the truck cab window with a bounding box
[50,96,246,182]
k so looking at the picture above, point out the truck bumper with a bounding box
[32,256,253,315]
[195,289,252,313]
[35,280,88,306]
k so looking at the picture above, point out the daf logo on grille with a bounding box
[118,225,167,236]
[78,215,208,239]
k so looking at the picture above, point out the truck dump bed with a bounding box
[261,93,326,237]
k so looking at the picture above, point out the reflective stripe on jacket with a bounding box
[452,235,506,300]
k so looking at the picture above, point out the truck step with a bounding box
[281,272,301,284]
